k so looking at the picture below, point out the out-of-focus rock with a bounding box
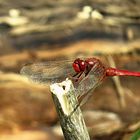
[0,73,57,130]
[83,110,123,136]
[0,129,63,140]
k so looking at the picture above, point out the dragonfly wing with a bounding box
[75,60,106,98]
[20,59,75,84]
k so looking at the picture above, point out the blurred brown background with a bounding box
[0,0,140,140]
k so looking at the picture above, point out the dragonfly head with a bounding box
[72,58,86,73]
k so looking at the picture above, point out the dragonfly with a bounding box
[21,57,140,106]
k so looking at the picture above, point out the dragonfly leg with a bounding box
[68,73,79,81]
[68,72,85,83]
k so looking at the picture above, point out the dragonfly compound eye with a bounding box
[79,60,86,71]
[72,58,86,73]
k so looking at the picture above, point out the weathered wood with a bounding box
[50,79,90,140]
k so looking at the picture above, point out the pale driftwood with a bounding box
[50,79,90,140]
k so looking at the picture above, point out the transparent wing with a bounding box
[75,59,106,98]
[20,59,75,84]
[21,57,106,106]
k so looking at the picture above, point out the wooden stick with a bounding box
[107,55,126,108]
[50,78,90,140]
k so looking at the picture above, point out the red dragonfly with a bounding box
[21,57,140,105]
